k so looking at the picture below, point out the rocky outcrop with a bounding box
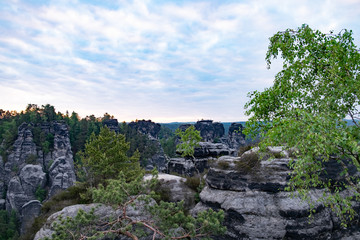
[21,200,42,234]
[177,121,246,156]
[48,156,76,197]
[194,142,235,158]
[128,120,161,139]
[4,123,37,180]
[129,120,168,171]
[1,121,76,235]
[192,150,360,240]
[34,200,157,240]
[144,173,196,210]
[227,123,246,151]
[103,119,120,132]
[167,157,210,176]
[194,120,225,142]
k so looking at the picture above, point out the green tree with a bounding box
[245,25,360,223]
[43,171,226,240]
[175,125,202,159]
[80,126,143,186]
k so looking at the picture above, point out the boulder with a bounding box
[145,173,196,209]
[35,200,157,240]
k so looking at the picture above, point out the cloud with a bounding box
[0,0,359,122]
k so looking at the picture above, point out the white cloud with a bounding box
[0,0,359,121]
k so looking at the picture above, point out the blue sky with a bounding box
[1,0,360,122]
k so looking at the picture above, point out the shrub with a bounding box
[185,175,200,191]
[35,186,47,202]
[235,151,260,172]
[218,161,230,170]
[237,145,252,156]
[25,154,38,164]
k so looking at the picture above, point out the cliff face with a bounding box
[0,121,76,234]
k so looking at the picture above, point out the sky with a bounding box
[1,0,360,123]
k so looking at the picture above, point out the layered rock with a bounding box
[128,120,161,139]
[128,120,167,171]
[227,123,246,151]
[144,173,196,210]
[192,150,360,239]
[34,201,157,240]
[1,121,76,234]
[103,119,120,132]
[4,123,37,180]
[194,142,235,158]
[167,157,210,176]
[194,120,225,142]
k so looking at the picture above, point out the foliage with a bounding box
[20,183,92,240]
[42,171,226,240]
[0,210,19,240]
[80,126,143,185]
[245,24,360,224]
[175,125,202,158]
[119,122,158,167]
[35,186,47,202]
[159,126,177,158]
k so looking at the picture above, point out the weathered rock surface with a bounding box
[227,123,246,152]
[128,119,161,139]
[103,119,120,132]
[48,156,76,197]
[4,123,37,180]
[194,120,225,142]
[21,200,42,234]
[145,173,196,209]
[194,142,235,158]
[34,201,157,240]
[1,121,76,234]
[129,120,168,171]
[192,151,360,240]
[167,157,210,176]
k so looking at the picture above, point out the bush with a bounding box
[184,175,200,191]
[218,161,230,170]
[25,154,38,164]
[35,186,47,202]
[235,151,260,172]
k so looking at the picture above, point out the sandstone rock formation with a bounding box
[194,120,225,142]
[129,120,168,171]
[144,173,196,210]
[34,201,157,240]
[103,119,120,132]
[128,119,161,139]
[0,121,76,234]
[192,149,360,240]
[227,123,246,151]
